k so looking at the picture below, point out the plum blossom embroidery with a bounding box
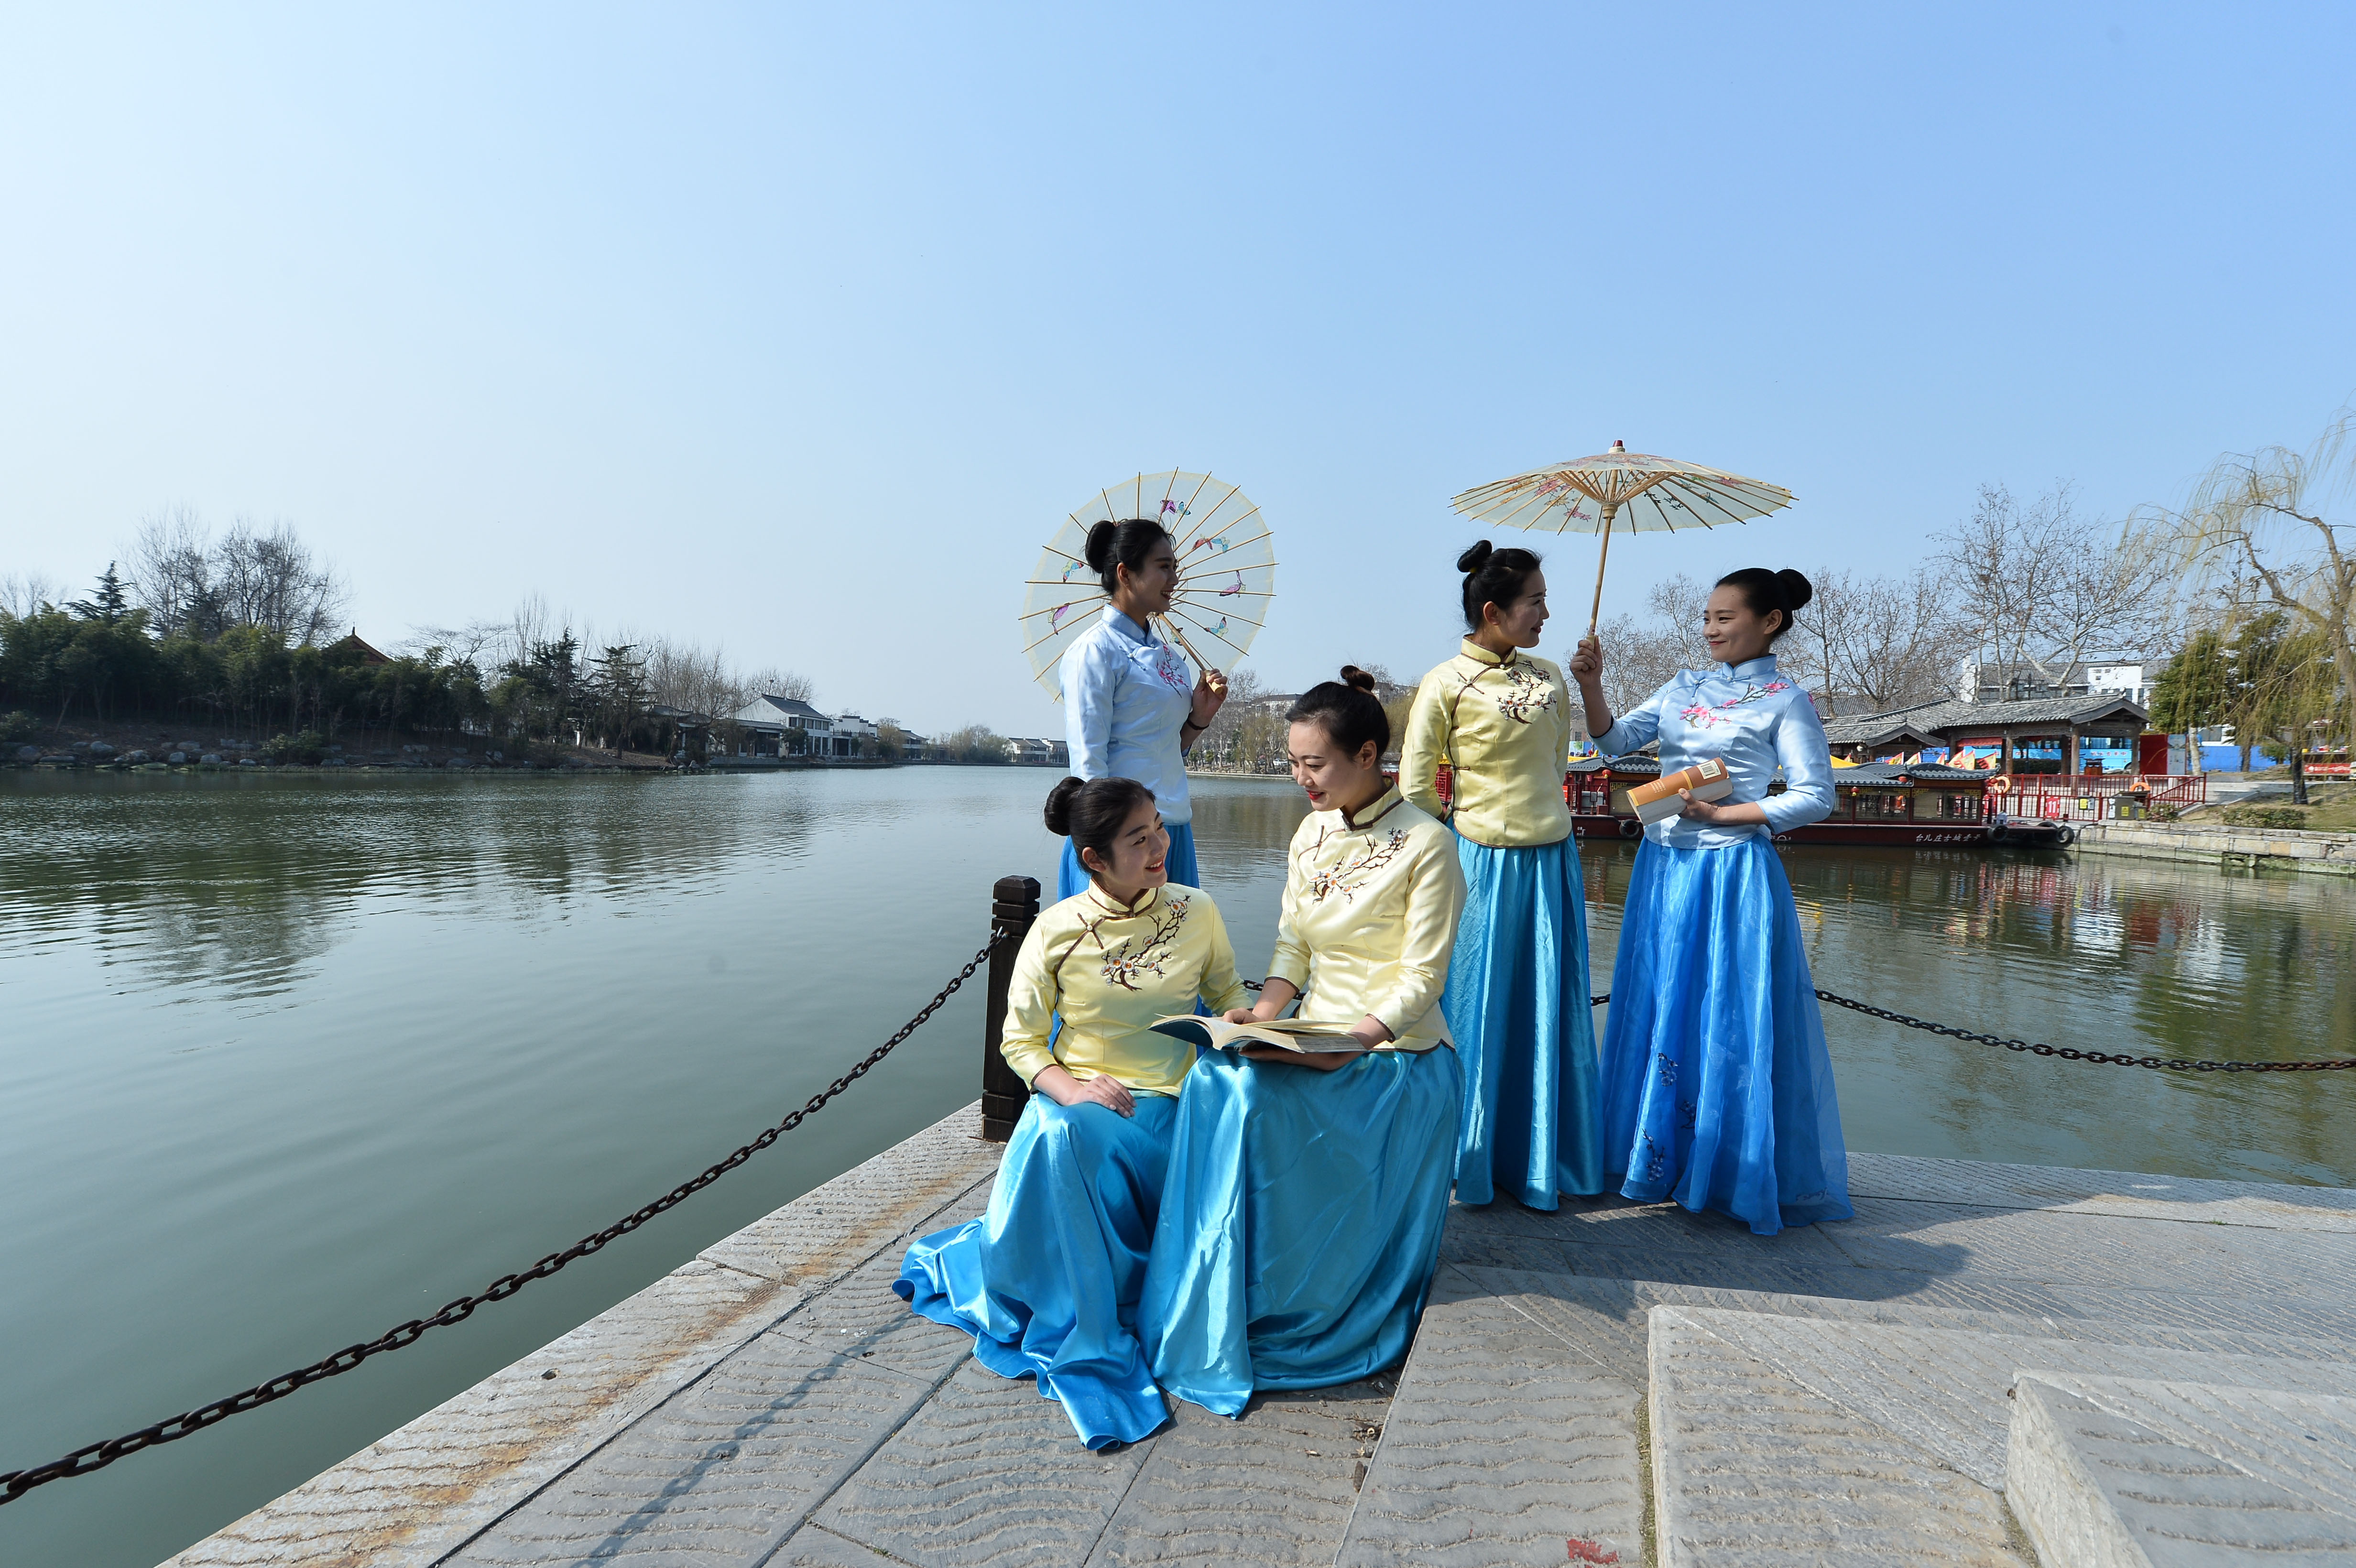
[1091,895,1191,991]
[1679,679,1790,729]
[1308,829,1408,903]
[1494,660,1556,724]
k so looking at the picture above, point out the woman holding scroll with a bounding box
[1399,542,1604,1210]
[1141,669,1465,1415]
[897,774,1250,1450]
[1567,568,1851,1236]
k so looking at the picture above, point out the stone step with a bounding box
[2007,1373,2356,1566]
[1644,1302,2356,1568]
[1334,1272,1641,1568]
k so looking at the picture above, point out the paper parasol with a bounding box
[1451,441,1793,635]
[1020,471,1276,700]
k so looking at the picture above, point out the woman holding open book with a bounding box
[1399,541,1604,1211]
[895,774,1250,1450]
[1140,669,1466,1415]
[1567,567,1851,1237]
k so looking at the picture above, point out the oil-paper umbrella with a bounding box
[1020,470,1276,699]
[1450,441,1794,636]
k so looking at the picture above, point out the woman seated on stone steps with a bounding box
[1140,668,1467,1416]
[895,774,1250,1450]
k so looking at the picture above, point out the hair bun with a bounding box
[1339,664,1378,695]
[1043,775,1084,837]
[1082,520,1118,574]
[1773,568,1814,614]
[1455,540,1494,574]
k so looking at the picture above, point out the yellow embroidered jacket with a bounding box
[1267,786,1466,1049]
[999,882,1251,1096]
[1398,640,1576,849]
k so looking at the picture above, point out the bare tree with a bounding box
[213,519,348,645]
[125,506,215,637]
[1792,566,1970,715]
[1932,483,2178,691]
[0,571,59,619]
[2147,406,2356,771]
[740,666,816,705]
[1580,573,1708,721]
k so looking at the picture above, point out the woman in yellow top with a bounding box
[896,774,1249,1450]
[1141,668,1466,1417]
[1399,541,1603,1209]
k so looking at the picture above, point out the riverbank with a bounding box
[2075,817,2356,877]
[167,1102,2356,1568]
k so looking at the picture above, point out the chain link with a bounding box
[0,939,998,1508]
[1583,989,2354,1072]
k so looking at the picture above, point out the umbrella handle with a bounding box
[1585,503,1618,638]
[1156,616,1222,683]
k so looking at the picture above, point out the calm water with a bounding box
[3,766,2352,1565]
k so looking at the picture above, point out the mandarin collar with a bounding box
[1103,605,1157,645]
[1458,637,1517,669]
[1721,654,1778,681]
[1084,881,1161,917]
[1340,784,1405,830]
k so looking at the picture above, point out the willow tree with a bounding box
[2153,408,2356,800]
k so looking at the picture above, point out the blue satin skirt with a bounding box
[1598,836,1852,1237]
[1440,835,1605,1209]
[1139,1047,1462,1416]
[1059,820,1198,901]
[895,1093,1178,1449]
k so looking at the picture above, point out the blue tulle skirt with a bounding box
[1441,835,1605,1209]
[896,1093,1178,1449]
[1139,1047,1462,1416]
[1598,836,1851,1237]
[1059,820,1198,901]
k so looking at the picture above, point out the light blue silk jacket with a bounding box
[1594,654,1835,850]
[1061,606,1197,827]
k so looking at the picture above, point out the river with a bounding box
[3,765,2352,1565]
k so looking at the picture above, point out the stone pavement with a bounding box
[169,1107,2356,1568]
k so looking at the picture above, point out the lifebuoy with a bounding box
[1618,817,1641,839]
[1986,773,2014,794]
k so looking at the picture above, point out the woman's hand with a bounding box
[1032,1064,1135,1117]
[1567,635,1603,685]
[1191,667,1229,729]
[1675,791,1768,828]
[1223,1006,1259,1024]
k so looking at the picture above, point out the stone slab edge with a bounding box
[1846,1152,2356,1232]
[164,1101,1002,1568]
[2004,1376,2151,1568]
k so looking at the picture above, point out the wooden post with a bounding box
[982,874,1040,1142]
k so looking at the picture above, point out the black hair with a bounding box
[1714,567,1814,642]
[1285,666,1390,760]
[1082,518,1174,595]
[1044,775,1157,872]
[1455,540,1545,631]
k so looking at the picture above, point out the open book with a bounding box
[1149,1014,1367,1054]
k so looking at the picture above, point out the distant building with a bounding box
[1956,655,2153,707]
[1005,737,1069,767]
[730,695,833,758]
[328,630,391,666]
[1823,693,2157,774]
[831,712,881,759]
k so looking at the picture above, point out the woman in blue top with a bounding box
[1059,517,1228,899]
[1568,567,1851,1237]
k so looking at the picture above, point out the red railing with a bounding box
[1988,773,2207,821]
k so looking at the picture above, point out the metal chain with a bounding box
[1298,987,2355,1071]
[1809,988,2356,1073]
[0,939,998,1508]
[1584,989,2354,1072]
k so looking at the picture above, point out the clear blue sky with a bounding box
[3,3,2350,735]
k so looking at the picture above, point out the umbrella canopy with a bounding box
[1451,440,1793,634]
[1019,471,1276,700]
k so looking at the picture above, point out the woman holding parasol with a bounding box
[1398,541,1604,1210]
[1568,568,1851,1236]
[1056,517,1228,896]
